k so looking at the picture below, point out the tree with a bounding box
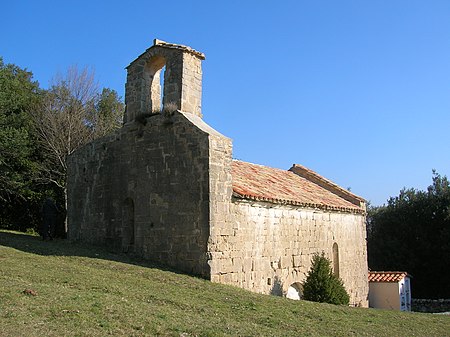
[302,252,350,305]
[367,171,450,298]
[93,88,124,137]
[0,57,49,230]
[31,65,124,233]
[34,66,96,191]
[0,57,42,202]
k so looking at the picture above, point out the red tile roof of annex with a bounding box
[368,272,410,283]
[231,160,364,213]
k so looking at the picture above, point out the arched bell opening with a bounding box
[143,55,166,113]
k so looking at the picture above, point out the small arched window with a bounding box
[332,243,340,278]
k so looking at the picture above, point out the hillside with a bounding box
[0,230,448,337]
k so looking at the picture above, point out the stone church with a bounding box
[67,39,369,307]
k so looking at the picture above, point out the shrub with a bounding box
[303,252,350,305]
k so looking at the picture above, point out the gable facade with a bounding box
[67,40,369,307]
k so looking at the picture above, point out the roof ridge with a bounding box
[232,159,285,170]
[289,164,365,208]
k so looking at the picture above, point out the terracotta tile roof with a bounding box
[368,271,410,283]
[231,160,365,213]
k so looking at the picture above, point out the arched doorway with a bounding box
[286,282,303,300]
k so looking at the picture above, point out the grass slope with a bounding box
[0,230,449,337]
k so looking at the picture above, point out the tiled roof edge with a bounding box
[368,271,412,282]
[368,271,412,276]
[289,164,365,208]
[232,191,366,214]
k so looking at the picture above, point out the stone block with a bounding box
[280,255,292,269]
[242,257,253,272]
[292,255,301,267]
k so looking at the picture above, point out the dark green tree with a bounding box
[303,252,350,305]
[367,171,450,298]
[0,57,41,202]
[0,60,124,233]
[0,57,51,231]
[93,88,124,137]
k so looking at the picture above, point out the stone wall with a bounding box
[180,52,203,117]
[67,111,224,277]
[208,199,369,307]
[412,299,450,313]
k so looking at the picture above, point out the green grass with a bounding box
[0,230,449,337]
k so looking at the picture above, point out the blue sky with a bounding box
[2,1,449,206]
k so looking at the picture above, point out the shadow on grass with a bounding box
[0,230,187,277]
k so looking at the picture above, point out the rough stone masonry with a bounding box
[67,39,369,307]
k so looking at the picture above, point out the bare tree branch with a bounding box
[31,66,99,191]
[29,64,124,227]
